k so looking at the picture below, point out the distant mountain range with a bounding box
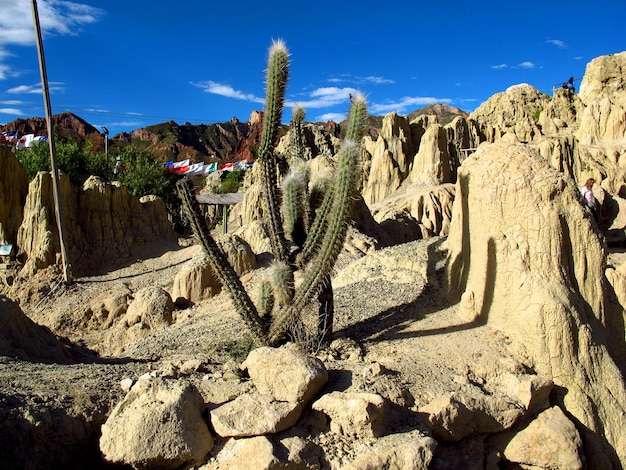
[0,104,468,163]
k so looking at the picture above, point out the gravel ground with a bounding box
[0,235,529,469]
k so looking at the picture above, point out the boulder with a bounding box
[83,285,132,329]
[210,436,280,470]
[232,219,272,255]
[100,377,213,469]
[503,406,584,470]
[219,234,256,275]
[209,392,302,438]
[311,391,386,438]
[171,235,256,304]
[241,343,328,405]
[419,389,524,442]
[445,141,626,468]
[171,251,221,304]
[343,430,437,470]
[489,372,553,413]
[371,183,455,240]
[124,287,174,329]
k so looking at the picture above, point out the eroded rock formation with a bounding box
[0,147,28,245]
[445,142,626,469]
[15,173,176,277]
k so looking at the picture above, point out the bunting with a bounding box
[203,162,219,175]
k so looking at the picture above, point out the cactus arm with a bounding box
[296,93,367,268]
[269,140,360,343]
[345,91,368,141]
[257,279,274,318]
[258,39,291,265]
[296,182,333,267]
[281,172,302,242]
[259,40,289,160]
[290,104,306,164]
[282,160,311,247]
[176,178,268,345]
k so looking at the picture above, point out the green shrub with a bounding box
[220,169,246,193]
[116,145,179,205]
[15,140,110,188]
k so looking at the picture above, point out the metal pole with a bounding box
[30,0,72,284]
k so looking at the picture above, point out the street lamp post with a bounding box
[102,126,109,166]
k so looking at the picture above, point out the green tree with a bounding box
[15,140,111,188]
[117,145,179,205]
[217,169,246,193]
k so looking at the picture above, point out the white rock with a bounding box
[100,378,213,469]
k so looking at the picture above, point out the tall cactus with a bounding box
[177,40,367,348]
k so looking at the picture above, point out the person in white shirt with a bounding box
[580,178,598,219]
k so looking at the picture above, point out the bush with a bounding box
[15,140,111,188]
[219,169,246,193]
[116,145,179,205]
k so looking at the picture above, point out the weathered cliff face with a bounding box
[577,51,626,144]
[0,147,28,245]
[470,83,550,144]
[126,117,263,163]
[16,171,80,275]
[16,173,176,277]
[275,122,342,162]
[444,142,626,469]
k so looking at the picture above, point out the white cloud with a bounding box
[370,96,452,115]
[547,39,567,48]
[0,107,22,115]
[491,64,508,70]
[0,0,104,47]
[0,99,23,105]
[83,108,111,113]
[517,61,535,69]
[0,63,9,80]
[362,76,395,84]
[191,80,264,104]
[314,112,348,123]
[288,86,357,109]
[7,84,36,93]
[325,74,394,86]
[8,81,64,94]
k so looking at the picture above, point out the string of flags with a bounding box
[164,159,254,176]
[1,131,48,148]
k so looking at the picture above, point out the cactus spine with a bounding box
[178,41,367,349]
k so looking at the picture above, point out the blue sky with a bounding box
[1,0,625,137]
